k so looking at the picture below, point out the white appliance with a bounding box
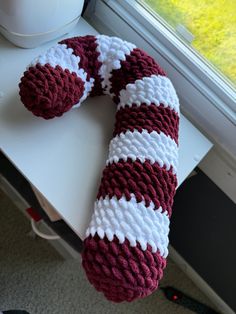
[0,0,84,48]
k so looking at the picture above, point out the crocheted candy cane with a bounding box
[19,35,179,302]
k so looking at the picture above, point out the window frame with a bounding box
[84,0,236,158]
[137,0,236,105]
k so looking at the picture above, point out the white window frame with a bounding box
[85,0,236,158]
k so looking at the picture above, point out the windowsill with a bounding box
[0,17,212,239]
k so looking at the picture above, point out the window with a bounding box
[141,0,236,86]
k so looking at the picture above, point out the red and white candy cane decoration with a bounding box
[19,35,179,302]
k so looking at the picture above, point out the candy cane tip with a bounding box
[19,63,85,119]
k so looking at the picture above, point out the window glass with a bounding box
[141,0,236,86]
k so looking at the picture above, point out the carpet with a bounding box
[0,189,214,314]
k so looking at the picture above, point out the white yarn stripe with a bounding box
[86,195,170,257]
[95,35,136,95]
[107,129,178,174]
[28,44,94,107]
[117,74,180,114]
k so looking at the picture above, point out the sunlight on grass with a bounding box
[143,0,236,85]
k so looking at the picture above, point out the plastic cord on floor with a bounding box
[31,218,60,240]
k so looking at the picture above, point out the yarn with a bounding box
[95,35,136,95]
[114,104,179,143]
[19,64,85,119]
[83,234,166,302]
[19,35,179,302]
[86,194,170,256]
[60,36,103,96]
[117,74,179,114]
[110,49,166,104]
[97,159,177,216]
[107,129,178,173]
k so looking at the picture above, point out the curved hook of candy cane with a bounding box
[19,35,180,303]
[19,38,92,119]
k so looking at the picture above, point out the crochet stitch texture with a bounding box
[19,35,180,302]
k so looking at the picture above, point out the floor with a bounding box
[0,189,215,314]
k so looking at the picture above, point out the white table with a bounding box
[0,18,212,240]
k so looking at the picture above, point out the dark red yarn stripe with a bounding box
[114,103,179,144]
[19,64,85,119]
[110,48,166,103]
[59,35,103,96]
[82,234,166,302]
[97,158,177,217]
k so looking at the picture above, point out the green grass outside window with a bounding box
[143,0,236,85]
